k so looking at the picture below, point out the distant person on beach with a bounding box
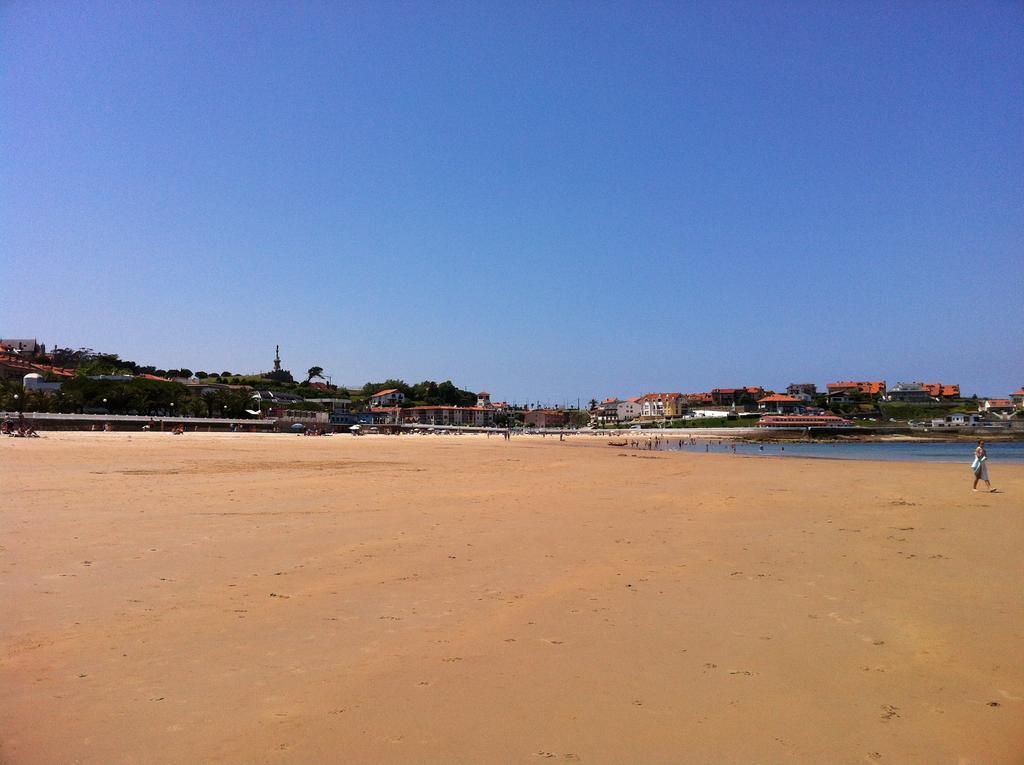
[972,440,995,492]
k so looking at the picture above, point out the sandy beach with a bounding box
[2,432,1021,764]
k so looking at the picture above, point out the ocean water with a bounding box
[654,439,1024,464]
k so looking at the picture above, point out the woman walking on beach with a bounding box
[972,440,995,492]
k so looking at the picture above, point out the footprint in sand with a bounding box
[828,612,862,625]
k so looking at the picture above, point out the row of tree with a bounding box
[356,379,478,407]
[0,377,262,418]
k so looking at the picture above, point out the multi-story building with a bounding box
[786,383,817,401]
[663,393,686,418]
[403,406,495,427]
[757,394,804,414]
[637,392,682,418]
[884,382,932,403]
[369,388,406,407]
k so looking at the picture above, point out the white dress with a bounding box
[974,452,989,481]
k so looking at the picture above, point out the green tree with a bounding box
[306,366,324,383]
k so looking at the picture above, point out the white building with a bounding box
[369,388,405,407]
[22,372,62,393]
[930,413,984,428]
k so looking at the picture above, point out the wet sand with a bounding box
[2,433,1022,764]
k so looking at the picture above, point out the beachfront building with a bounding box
[476,391,492,408]
[689,407,734,418]
[253,389,305,405]
[758,414,854,428]
[595,398,642,424]
[757,394,804,414]
[304,397,352,415]
[638,393,663,418]
[685,392,713,407]
[786,383,817,401]
[637,392,683,419]
[826,380,886,397]
[403,406,495,427]
[663,393,686,418]
[617,400,641,421]
[369,388,405,407]
[524,409,567,428]
[930,413,984,428]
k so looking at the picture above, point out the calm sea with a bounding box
[657,439,1024,464]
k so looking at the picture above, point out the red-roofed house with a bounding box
[369,388,405,407]
[921,383,960,399]
[981,399,1015,414]
[826,381,886,397]
[1009,388,1024,409]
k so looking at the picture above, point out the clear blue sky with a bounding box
[2,1,1022,403]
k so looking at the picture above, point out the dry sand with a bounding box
[2,432,1022,764]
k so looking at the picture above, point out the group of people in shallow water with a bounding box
[2,415,38,438]
[623,437,783,456]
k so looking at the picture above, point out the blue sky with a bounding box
[2,1,1021,402]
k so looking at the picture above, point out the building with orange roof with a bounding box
[980,399,1015,414]
[921,383,960,399]
[1010,388,1024,409]
[0,352,75,381]
[710,387,764,407]
[758,414,854,429]
[369,388,405,407]
[826,380,886,397]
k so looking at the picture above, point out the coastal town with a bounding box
[3,338,1022,435]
